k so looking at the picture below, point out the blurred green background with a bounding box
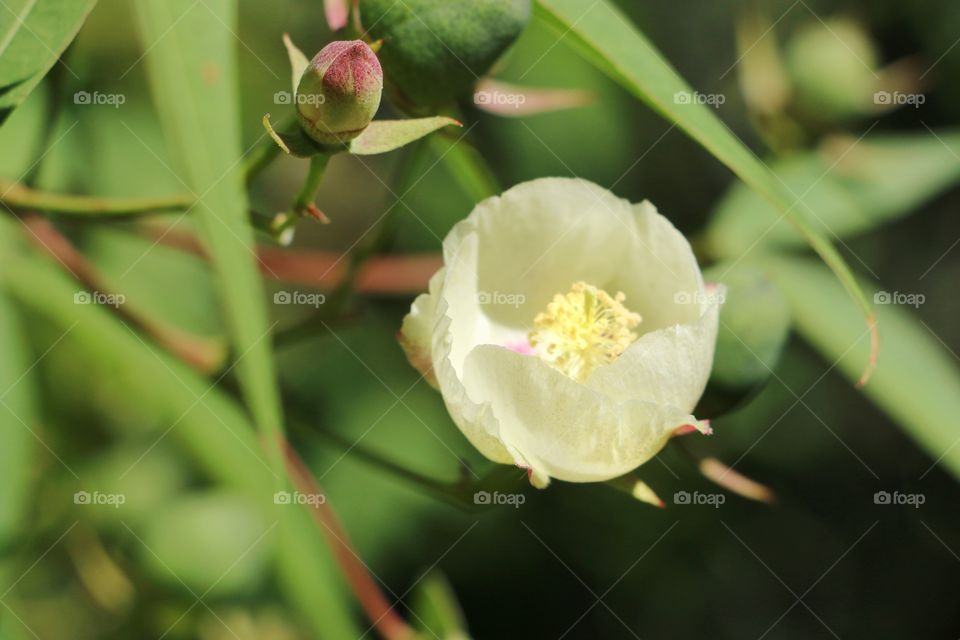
[1,0,959,638]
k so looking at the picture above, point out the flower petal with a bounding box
[463,345,695,483]
[398,268,444,388]
[400,262,516,464]
[610,200,705,331]
[585,293,722,412]
[443,177,637,331]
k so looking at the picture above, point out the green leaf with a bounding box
[0,82,45,177]
[759,255,960,479]
[139,491,271,598]
[348,117,462,155]
[131,2,359,635]
[410,571,472,639]
[264,114,461,157]
[0,238,360,638]
[429,133,500,203]
[697,263,791,418]
[534,0,877,374]
[132,0,282,437]
[0,290,35,549]
[0,0,97,125]
[706,132,960,255]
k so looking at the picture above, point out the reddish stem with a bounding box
[148,226,439,295]
[281,438,416,640]
[21,216,225,373]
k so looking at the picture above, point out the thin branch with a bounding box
[281,438,417,640]
[1,180,192,217]
[145,225,440,294]
[286,418,528,511]
[21,215,226,374]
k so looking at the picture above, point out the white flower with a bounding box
[399,178,721,486]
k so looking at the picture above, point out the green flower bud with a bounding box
[296,40,384,145]
[785,18,880,121]
[358,0,531,111]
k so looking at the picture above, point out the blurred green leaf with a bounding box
[706,132,960,255]
[534,0,875,351]
[83,226,221,338]
[132,0,282,437]
[698,263,791,417]
[140,491,271,598]
[0,82,44,178]
[78,441,189,529]
[0,290,35,549]
[429,133,499,203]
[0,238,358,638]
[760,256,960,479]
[410,571,471,640]
[0,0,97,124]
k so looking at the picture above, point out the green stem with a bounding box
[288,419,527,511]
[293,153,331,215]
[0,180,192,217]
[1,113,295,219]
[244,136,283,185]
[245,113,296,185]
[272,141,429,346]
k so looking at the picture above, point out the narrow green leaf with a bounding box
[132,0,282,438]
[131,3,359,635]
[410,571,471,639]
[0,240,359,638]
[760,255,960,479]
[706,132,960,255]
[0,290,35,549]
[348,117,462,155]
[0,0,97,124]
[429,133,500,203]
[139,491,270,598]
[534,0,877,377]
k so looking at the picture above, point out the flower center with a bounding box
[528,281,642,382]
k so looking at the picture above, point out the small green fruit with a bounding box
[359,0,532,110]
[296,40,384,145]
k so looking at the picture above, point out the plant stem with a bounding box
[244,113,296,185]
[281,438,417,640]
[244,136,283,185]
[20,214,226,373]
[142,224,440,293]
[293,153,332,217]
[0,180,192,217]
[287,418,527,511]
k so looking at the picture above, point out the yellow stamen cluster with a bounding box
[528,281,642,382]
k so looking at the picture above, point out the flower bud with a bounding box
[785,18,879,121]
[296,40,383,145]
[359,0,531,110]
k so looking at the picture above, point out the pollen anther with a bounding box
[528,281,641,382]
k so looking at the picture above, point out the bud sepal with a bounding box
[265,36,461,158]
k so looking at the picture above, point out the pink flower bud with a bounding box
[296,40,383,145]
